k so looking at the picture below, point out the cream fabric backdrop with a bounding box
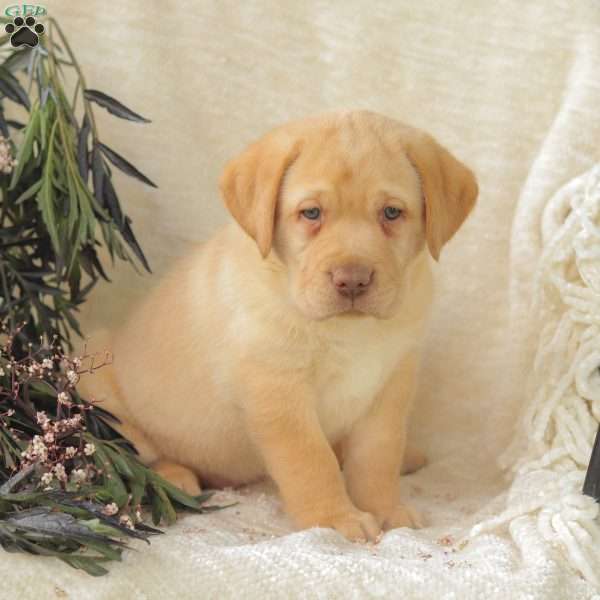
[2,1,600,598]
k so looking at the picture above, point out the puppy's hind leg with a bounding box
[401,445,428,475]
[151,459,202,496]
[118,421,202,496]
[78,332,201,496]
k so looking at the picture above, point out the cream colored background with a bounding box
[3,1,600,598]
[50,0,588,462]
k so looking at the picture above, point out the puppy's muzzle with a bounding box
[329,264,374,300]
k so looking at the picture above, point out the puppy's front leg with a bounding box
[343,353,423,531]
[242,368,381,542]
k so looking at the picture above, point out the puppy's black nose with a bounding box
[330,264,374,299]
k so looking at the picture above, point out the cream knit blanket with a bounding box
[2,1,600,598]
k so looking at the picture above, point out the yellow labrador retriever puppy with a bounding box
[81,110,477,542]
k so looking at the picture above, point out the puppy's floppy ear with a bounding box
[403,131,478,261]
[219,130,302,258]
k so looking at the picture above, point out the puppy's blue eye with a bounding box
[301,207,321,220]
[383,206,403,220]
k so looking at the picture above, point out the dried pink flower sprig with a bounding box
[20,410,94,488]
[0,324,112,492]
[0,134,17,174]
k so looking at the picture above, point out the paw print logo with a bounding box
[5,16,45,48]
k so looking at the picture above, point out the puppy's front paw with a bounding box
[327,508,381,542]
[381,503,424,530]
[299,507,381,542]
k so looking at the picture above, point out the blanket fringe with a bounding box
[470,165,600,586]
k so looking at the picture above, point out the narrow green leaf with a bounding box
[77,114,90,183]
[151,491,162,526]
[80,245,110,282]
[147,472,204,511]
[94,445,128,507]
[100,222,116,262]
[120,217,151,273]
[129,480,146,510]
[102,445,135,479]
[21,279,62,296]
[80,181,96,242]
[0,108,8,137]
[37,120,60,253]
[65,171,78,238]
[63,556,110,577]
[150,484,176,526]
[3,48,32,73]
[28,379,58,397]
[67,259,81,300]
[73,203,88,275]
[40,87,51,108]
[56,86,77,129]
[14,179,42,205]
[6,119,24,130]
[80,517,126,539]
[74,538,123,562]
[9,108,40,189]
[98,142,157,188]
[102,176,124,229]
[0,67,30,110]
[62,306,83,338]
[39,101,48,149]
[84,89,151,123]
[91,145,105,206]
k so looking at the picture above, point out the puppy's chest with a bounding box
[311,327,411,440]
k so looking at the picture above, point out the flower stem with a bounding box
[46,18,98,140]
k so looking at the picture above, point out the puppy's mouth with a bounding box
[336,296,370,316]
[335,307,367,319]
[306,295,392,321]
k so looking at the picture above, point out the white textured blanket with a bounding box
[3,1,600,598]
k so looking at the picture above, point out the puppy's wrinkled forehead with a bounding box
[220,109,477,260]
[281,112,422,213]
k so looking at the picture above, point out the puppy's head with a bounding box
[220,111,478,320]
